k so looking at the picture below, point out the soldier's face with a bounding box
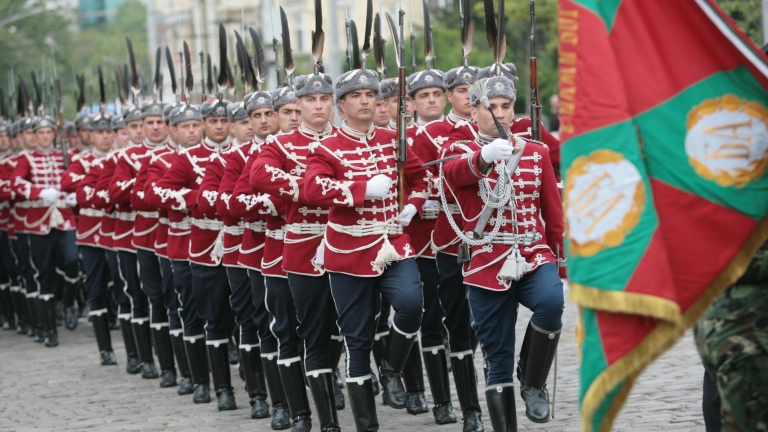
[299,94,333,130]
[374,100,390,127]
[77,127,91,145]
[447,85,472,118]
[92,129,113,153]
[21,129,37,150]
[471,97,515,138]
[143,116,168,143]
[115,128,131,149]
[250,108,277,138]
[385,95,414,122]
[35,127,55,148]
[340,90,377,125]
[0,132,9,151]
[276,102,301,133]
[414,87,446,123]
[204,117,230,143]
[167,122,178,143]
[231,118,255,143]
[126,120,144,144]
[175,120,204,148]
[67,132,81,148]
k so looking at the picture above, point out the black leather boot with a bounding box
[403,342,428,414]
[41,297,59,347]
[240,346,270,419]
[307,371,341,432]
[451,353,484,432]
[0,287,16,330]
[329,336,345,410]
[262,354,291,430]
[228,334,240,365]
[277,359,312,432]
[517,321,560,423]
[423,347,457,424]
[151,325,177,387]
[170,332,194,395]
[30,297,46,342]
[119,317,141,374]
[132,320,159,379]
[13,290,32,335]
[379,329,416,410]
[347,377,380,431]
[371,331,387,396]
[485,385,517,432]
[185,338,211,403]
[92,311,117,365]
[207,341,237,411]
[63,281,79,330]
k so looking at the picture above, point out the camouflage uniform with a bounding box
[695,240,768,432]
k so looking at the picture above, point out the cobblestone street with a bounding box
[0,300,706,431]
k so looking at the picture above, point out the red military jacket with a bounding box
[109,140,168,252]
[89,152,118,250]
[250,123,335,276]
[131,141,177,253]
[152,137,233,266]
[304,122,429,277]
[144,149,184,259]
[215,144,249,267]
[12,148,76,234]
[441,133,565,291]
[62,149,108,246]
[0,151,17,232]
[230,138,285,275]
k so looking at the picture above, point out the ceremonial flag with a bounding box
[557,0,768,430]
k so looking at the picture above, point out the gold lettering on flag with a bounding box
[558,8,579,137]
[686,95,768,187]
[565,150,645,257]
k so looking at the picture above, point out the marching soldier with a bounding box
[439,76,565,430]
[304,68,429,430]
[74,115,93,154]
[11,116,79,348]
[251,72,343,432]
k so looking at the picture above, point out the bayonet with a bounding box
[279,7,295,84]
[267,0,282,85]
[373,13,385,78]
[184,41,194,101]
[166,46,179,102]
[51,55,68,167]
[199,17,206,101]
[345,9,352,71]
[409,0,416,73]
[423,0,434,70]
[98,65,106,114]
[361,0,373,69]
[350,20,360,69]
[461,0,474,67]
[126,37,141,104]
[529,0,541,141]
[153,46,162,101]
[311,0,325,74]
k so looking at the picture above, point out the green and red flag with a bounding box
[558,0,768,430]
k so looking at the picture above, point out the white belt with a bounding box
[168,220,191,230]
[245,221,266,232]
[191,218,224,231]
[477,230,542,246]
[328,221,403,237]
[0,202,8,209]
[423,208,439,220]
[441,203,460,215]
[285,223,326,236]
[265,228,285,240]
[79,208,104,218]
[136,211,159,219]
[224,223,244,236]
[159,217,169,225]
[16,199,67,209]
[115,211,136,222]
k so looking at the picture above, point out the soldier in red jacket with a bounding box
[62,113,117,365]
[440,76,565,430]
[251,73,343,431]
[153,99,238,411]
[11,116,79,348]
[304,68,430,430]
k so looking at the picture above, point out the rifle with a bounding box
[385,12,407,213]
[345,9,352,71]
[409,2,416,74]
[529,0,541,141]
[198,18,207,101]
[51,57,69,168]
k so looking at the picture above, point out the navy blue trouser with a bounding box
[171,260,204,338]
[80,246,110,311]
[287,272,340,372]
[136,249,168,325]
[436,252,473,353]
[190,263,234,341]
[227,266,260,346]
[247,270,278,354]
[329,258,424,378]
[29,229,78,297]
[467,263,563,386]
[0,231,20,288]
[14,234,36,296]
[158,257,181,331]
[264,275,301,362]
[117,250,148,319]
[417,257,445,349]
[105,249,131,316]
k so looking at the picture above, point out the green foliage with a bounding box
[719,0,763,45]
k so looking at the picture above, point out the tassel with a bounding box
[49,207,64,229]
[457,242,471,264]
[211,230,225,260]
[497,247,533,281]
[312,240,325,267]
[373,237,402,271]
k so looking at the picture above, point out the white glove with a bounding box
[365,174,392,200]
[64,193,78,208]
[480,138,513,163]
[397,204,418,226]
[38,188,60,202]
[424,200,441,211]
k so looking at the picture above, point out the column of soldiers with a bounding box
[0,5,567,432]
